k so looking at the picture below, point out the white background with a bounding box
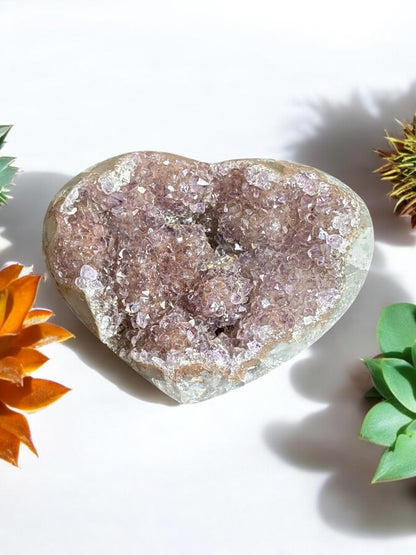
[2,1,416,553]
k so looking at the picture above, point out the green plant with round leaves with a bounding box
[360,303,416,482]
[0,125,17,206]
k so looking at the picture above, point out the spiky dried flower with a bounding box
[376,114,416,228]
[0,263,73,466]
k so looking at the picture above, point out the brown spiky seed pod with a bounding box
[376,114,416,228]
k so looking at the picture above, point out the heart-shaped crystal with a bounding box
[43,153,373,403]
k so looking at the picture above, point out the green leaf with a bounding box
[405,420,416,433]
[0,165,17,188]
[380,358,416,413]
[363,358,394,400]
[412,341,416,367]
[0,126,16,205]
[0,157,15,172]
[0,125,12,149]
[365,386,382,399]
[360,400,413,447]
[377,303,416,360]
[372,432,416,483]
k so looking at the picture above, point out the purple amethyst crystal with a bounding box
[43,152,373,402]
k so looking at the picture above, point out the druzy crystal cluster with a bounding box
[43,152,373,403]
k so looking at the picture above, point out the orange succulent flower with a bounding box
[0,263,73,466]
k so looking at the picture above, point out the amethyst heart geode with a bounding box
[43,152,373,403]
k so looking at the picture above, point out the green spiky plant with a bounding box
[376,114,416,228]
[0,125,17,205]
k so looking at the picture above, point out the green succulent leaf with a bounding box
[380,358,416,413]
[0,125,12,148]
[412,341,416,367]
[360,400,413,447]
[377,303,416,361]
[365,386,382,399]
[372,432,416,483]
[361,302,416,482]
[405,420,416,433]
[363,358,394,401]
[0,156,15,172]
[0,125,17,206]
[364,357,416,413]
[0,165,17,189]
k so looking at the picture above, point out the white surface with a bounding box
[2,1,416,553]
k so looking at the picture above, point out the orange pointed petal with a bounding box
[0,401,37,455]
[23,309,54,327]
[0,265,72,466]
[0,376,70,411]
[0,264,23,291]
[15,323,74,348]
[5,348,49,374]
[0,335,17,358]
[0,275,41,334]
[0,356,23,384]
[0,427,20,466]
[0,289,8,328]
